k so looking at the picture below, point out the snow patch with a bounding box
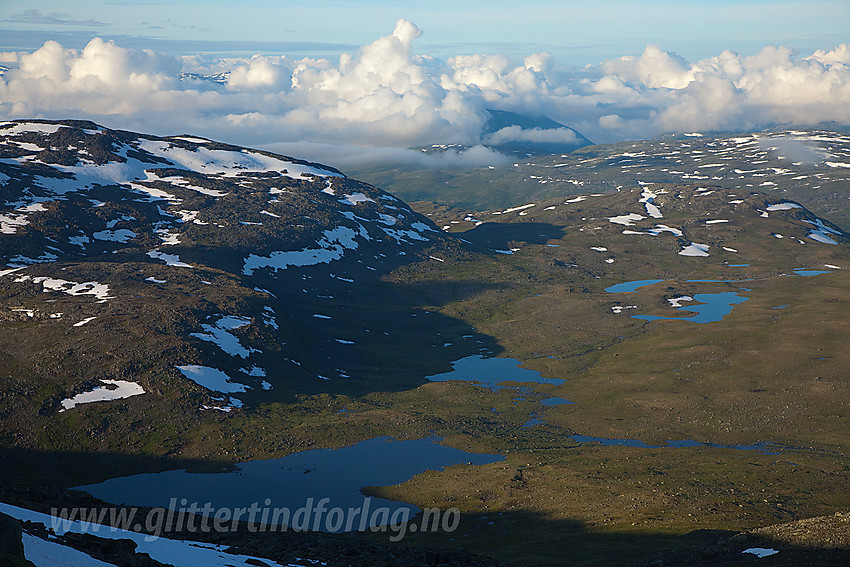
[72,316,97,327]
[147,249,192,268]
[766,202,802,211]
[679,243,710,257]
[608,213,645,226]
[242,226,360,274]
[339,193,375,206]
[60,380,145,411]
[176,365,249,393]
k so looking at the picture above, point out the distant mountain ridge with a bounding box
[483,109,593,155]
[416,109,593,158]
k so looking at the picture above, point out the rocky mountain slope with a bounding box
[0,119,457,445]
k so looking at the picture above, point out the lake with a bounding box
[426,355,565,388]
[74,436,504,532]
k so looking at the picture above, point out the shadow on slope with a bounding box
[6,480,844,567]
[459,222,567,251]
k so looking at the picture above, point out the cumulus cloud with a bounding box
[226,55,288,90]
[586,43,850,137]
[1,19,849,166]
[484,125,579,145]
[1,38,182,116]
[602,45,695,89]
[263,141,511,169]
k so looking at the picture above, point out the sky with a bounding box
[1,1,849,168]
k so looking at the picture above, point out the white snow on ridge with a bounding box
[29,158,165,199]
[137,139,341,180]
[5,131,340,210]
[339,192,375,206]
[647,224,683,236]
[639,188,663,218]
[93,228,136,242]
[803,218,842,245]
[242,225,361,275]
[380,225,429,243]
[190,316,253,358]
[608,213,645,226]
[176,365,249,393]
[493,203,535,215]
[2,122,64,136]
[377,213,397,225]
[162,176,229,197]
[766,202,802,211]
[10,274,112,300]
[23,533,116,567]
[147,249,192,268]
[216,315,251,330]
[668,296,694,308]
[679,243,710,257]
[127,180,179,202]
[0,502,288,567]
[171,135,211,144]
[0,202,49,234]
[60,380,145,411]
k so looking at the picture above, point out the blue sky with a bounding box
[2,0,848,63]
[1,1,848,159]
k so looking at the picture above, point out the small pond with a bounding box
[604,279,665,293]
[632,292,749,324]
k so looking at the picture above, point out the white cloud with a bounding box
[261,141,511,170]
[226,55,288,90]
[0,20,848,161]
[601,45,695,89]
[484,125,578,145]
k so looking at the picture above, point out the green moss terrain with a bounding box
[1,120,848,566]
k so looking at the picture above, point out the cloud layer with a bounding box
[1,19,849,168]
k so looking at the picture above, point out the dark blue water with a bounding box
[633,292,748,324]
[426,355,564,388]
[571,435,655,448]
[570,435,780,454]
[685,279,753,283]
[604,279,665,293]
[540,397,572,406]
[74,436,504,531]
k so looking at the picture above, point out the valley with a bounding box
[0,120,848,566]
